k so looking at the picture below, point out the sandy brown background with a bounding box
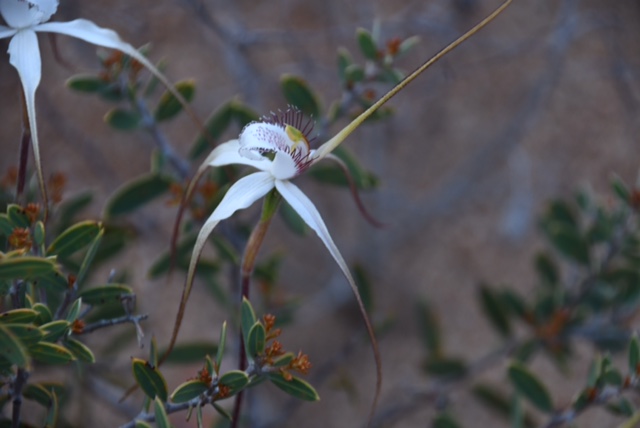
[2,0,640,427]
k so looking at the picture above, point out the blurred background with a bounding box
[1,0,639,426]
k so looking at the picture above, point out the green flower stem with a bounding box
[232,189,282,428]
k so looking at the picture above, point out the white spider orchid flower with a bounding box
[193,108,358,301]
[0,0,187,206]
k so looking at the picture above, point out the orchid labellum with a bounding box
[0,0,191,207]
[165,0,513,422]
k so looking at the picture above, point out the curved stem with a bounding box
[231,190,281,428]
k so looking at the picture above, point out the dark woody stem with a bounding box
[231,189,282,428]
[16,90,30,205]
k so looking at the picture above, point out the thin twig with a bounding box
[11,368,29,428]
[78,314,149,335]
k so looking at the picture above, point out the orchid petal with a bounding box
[202,139,269,171]
[0,0,58,28]
[0,25,16,38]
[166,172,275,359]
[275,178,382,419]
[239,122,307,160]
[35,19,194,123]
[270,151,299,180]
[8,28,48,206]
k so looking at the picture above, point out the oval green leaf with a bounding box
[0,256,56,281]
[105,174,174,218]
[154,80,196,122]
[0,309,38,324]
[30,342,75,365]
[78,284,133,305]
[40,320,70,343]
[170,380,208,403]
[267,372,319,401]
[246,322,266,359]
[104,108,141,131]
[241,297,256,346]
[23,383,53,407]
[280,74,320,118]
[218,370,249,392]
[507,362,554,413]
[46,221,101,258]
[64,338,95,363]
[5,323,43,347]
[132,358,168,402]
[356,28,378,60]
[154,396,170,428]
[66,75,110,93]
[0,323,29,368]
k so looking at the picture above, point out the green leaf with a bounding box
[23,383,53,407]
[546,201,578,227]
[7,204,31,228]
[105,174,174,218]
[170,380,208,403]
[65,298,82,322]
[30,342,75,365]
[44,390,58,427]
[189,102,233,159]
[104,108,141,131]
[432,413,461,428]
[356,28,378,60]
[5,323,44,347]
[534,253,559,287]
[154,396,171,428]
[39,320,70,342]
[64,338,95,363]
[158,342,218,365]
[135,422,154,428]
[337,47,353,83]
[66,75,109,93]
[78,284,133,305]
[478,285,511,337]
[218,370,249,393]
[55,191,93,233]
[543,222,590,266]
[272,352,296,368]
[32,303,52,325]
[472,384,536,428]
[38,269,71,293]
[507,362,554,413]
[212,402,233,421]
[215,321,227,373]
[0,309,38,324]
[267,372,319,401]
[246,322,266,359]
[606,398,635,417]
[75,227,104,288]
[423,358,467,379]
[241,297,257,346]
[0,214,13,236]
[154,80,196,122]
[0,323,29,368]
[132,358,168,401]
[33,221,45,248]
[415,299,441,357]
[0,256,56,281]
[629,335,639,374]
[280,74,320,118]
[309,145,378,189]
[46,221,101,258]
[611,175,631,203]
